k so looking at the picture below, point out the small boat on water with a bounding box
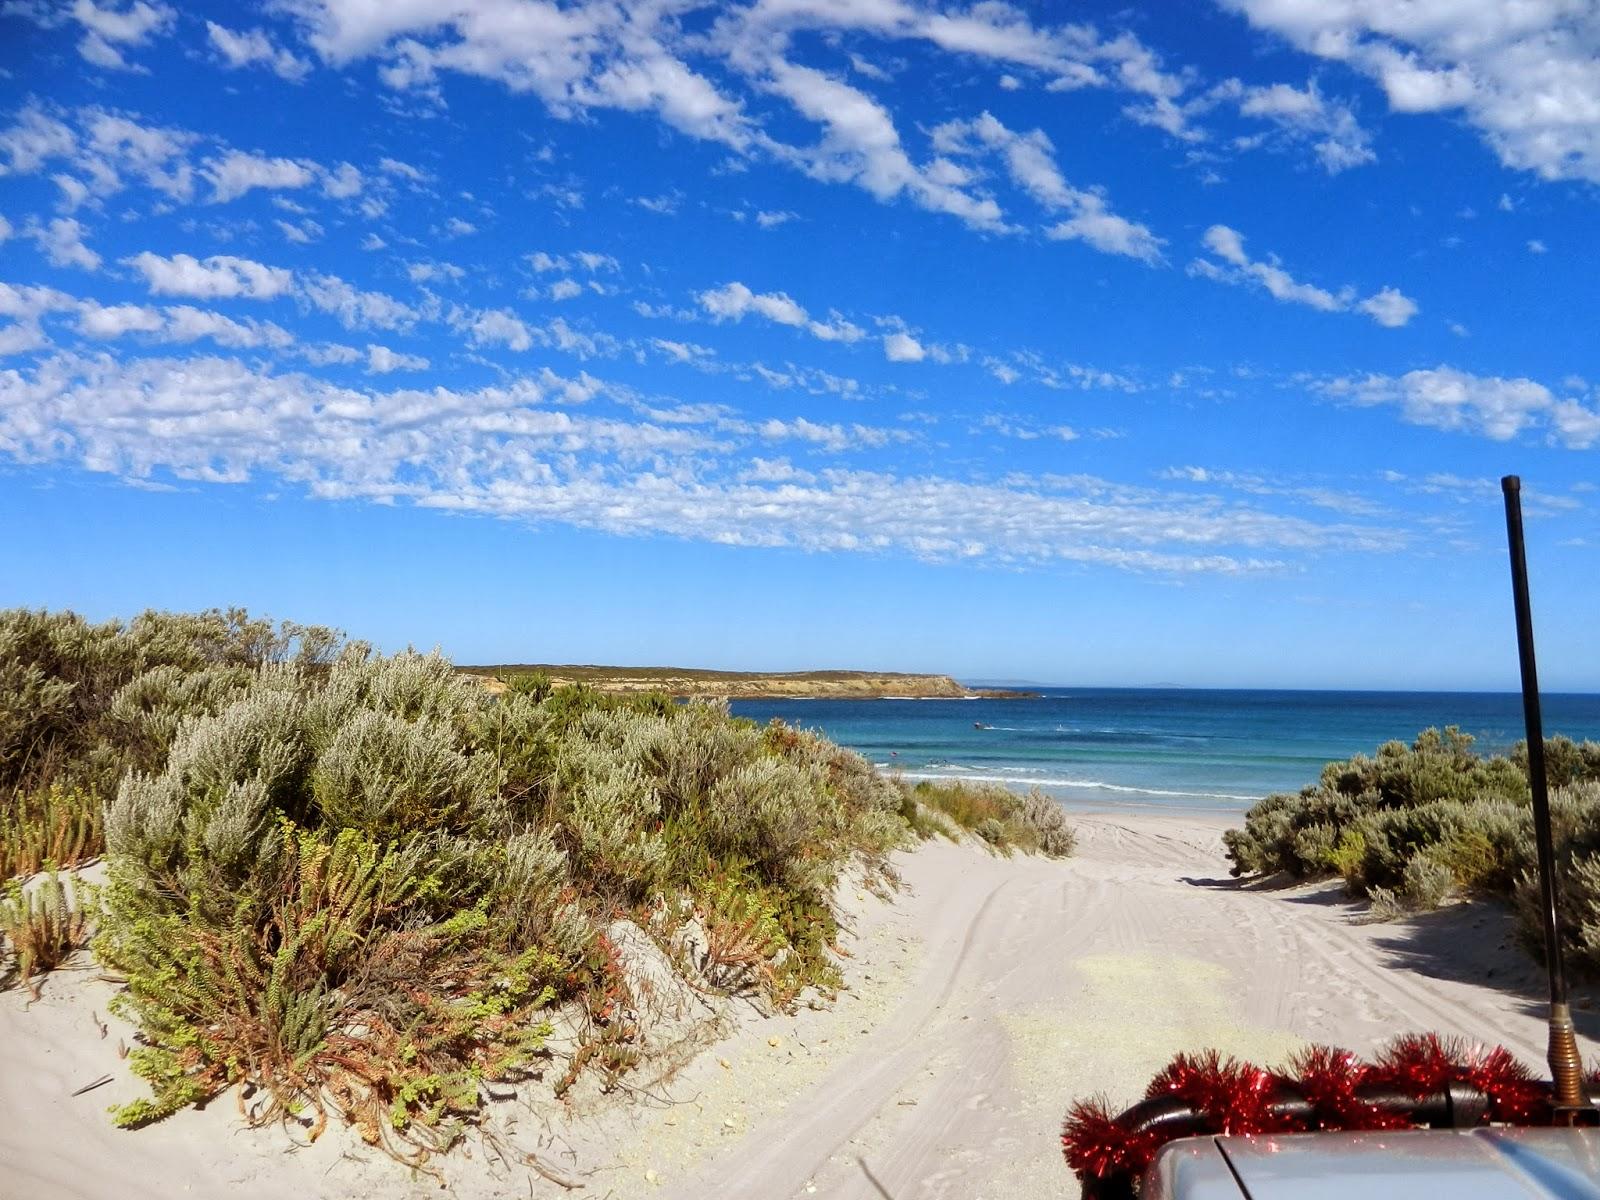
[973,721,991,730]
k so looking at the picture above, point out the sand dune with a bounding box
[1,812,1577,1199]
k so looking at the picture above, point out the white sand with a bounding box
[1,812,1578,1199]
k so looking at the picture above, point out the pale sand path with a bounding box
[0,811,1578,1199]
[654,811,1564,1200]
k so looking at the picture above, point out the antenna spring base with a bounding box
[1547,1004,1594,1123]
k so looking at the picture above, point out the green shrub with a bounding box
[1226,726,1600,885]
[1228,730,1600,977]
[1401,852,1456,911]
[97,823,555,1155]
[4,606,1072,1165]
[0,607,343,799]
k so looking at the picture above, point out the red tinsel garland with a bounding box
[1062,1033,1573,1192]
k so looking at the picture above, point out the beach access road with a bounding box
[0,813,1572,1200]
[649,811,1568,1200]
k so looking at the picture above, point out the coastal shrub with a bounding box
[1517,737,1600,791]
[1510,782,1600,973]
[1224,727,1600,885]
[1017,789,1077,857]
[1,870,92,995]
[98,823,555,1156]
[1401,852,1456,912]
[5,606,1075,1164]
[0,607,343,800]
[1227,730,1600,973]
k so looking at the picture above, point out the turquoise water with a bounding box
[729,689,1600,812]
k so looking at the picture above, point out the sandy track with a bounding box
[659,811,1570,1200]
[1,811,1578,1200]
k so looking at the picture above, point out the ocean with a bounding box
[728,689,1600,813]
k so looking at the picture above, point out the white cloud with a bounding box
[379,156,429,183]
[1046,201,1164,263]
[0,106,79,174]
[0,216,12,243]
[300,342,363,366]
[983,414,1080,442]
[762,60,1006,232]
[444,216,477,236]
[76,301,163,338]
[983,351,1138,392]
[882,331,925,362]
[67,296,294,349]
[366,343,429,373]
[1220,0,1600,185]
[0,350,1404,573]
[1528,239,1548,254]
[161,306,293,349]
[849,53,891,82]
[1357,287,1419,329]
[755,209,798,228]
[321,162,363,199]
[299,273,417,330]
[549,279,583,301]
[275,217,325,244]
[0,281,80,355]
[0,324,52,357]
[529,250,619,274]
[931,112,1163,261]
[203,150,318,203]
[1322,366,1600,447]
[0,106,199,204]
[71,0,174,71]
[1192,224,1417,327]
[651,338,715,363]
[294,0,753,151]
[757,416,897,453]
[123,252,294,300]
[270,1,1219,244]
[27,217,101,271]
[205,21,312,81]
[465,308,535,352]
[1219,78,1375,172]
[698,281,864,343]
[407,260,465,284]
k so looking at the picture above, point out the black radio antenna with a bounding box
[1502,474,1589,1119]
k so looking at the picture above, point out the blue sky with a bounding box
[1,0,1597,689]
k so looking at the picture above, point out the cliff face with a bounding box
[465,666,1030,699]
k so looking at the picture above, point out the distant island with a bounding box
[461,664,1036,699]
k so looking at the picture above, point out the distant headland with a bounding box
[461,664,1036,699]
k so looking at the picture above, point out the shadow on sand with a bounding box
[1370,901,1600,1041]
[1180,872,1600,1043]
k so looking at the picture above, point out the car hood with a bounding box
[1147,1128,1600,1200]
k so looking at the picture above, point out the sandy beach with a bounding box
[2,810,1578,1199]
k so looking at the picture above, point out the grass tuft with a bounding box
[1,870,92,997]
[1,784,103,879]
[898,779,1076,857]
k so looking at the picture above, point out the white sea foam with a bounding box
[891,767,1262,804]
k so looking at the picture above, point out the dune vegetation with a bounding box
[0,607,1072,1165]
[1225,726,1600,968]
